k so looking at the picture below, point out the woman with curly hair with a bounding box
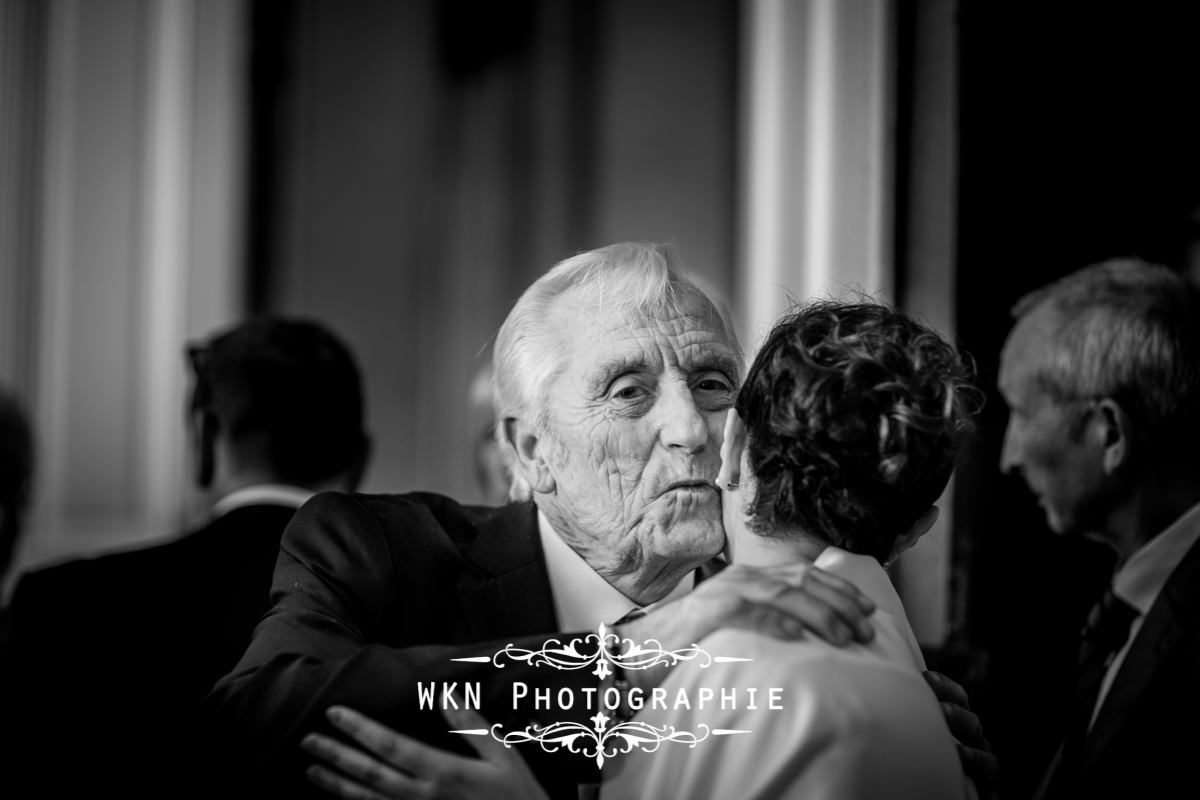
[605,300,982,800]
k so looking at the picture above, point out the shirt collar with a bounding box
[1112,500,1200,615]
[537,508,693,632]
[210,484,316,519]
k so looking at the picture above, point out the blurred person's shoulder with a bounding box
[4,545,157,654]
[10,547,132,606]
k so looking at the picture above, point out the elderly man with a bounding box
[997,260,1200,799]
[210,243,984,798]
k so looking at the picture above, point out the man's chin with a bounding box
[1043,512,1065,534]
[1045,513,1094,541]
[1036,498,1068,535]
[657,517,724,561]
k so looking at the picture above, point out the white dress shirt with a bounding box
[209,483,315,519]
[1091,499,1200,728]
[602,547,969,800]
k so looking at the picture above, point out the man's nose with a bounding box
[659,382,709,453]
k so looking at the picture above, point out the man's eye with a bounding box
[693,373,734,393]
[612,384,647,401]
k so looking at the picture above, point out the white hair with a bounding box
[1014,258,1200,458]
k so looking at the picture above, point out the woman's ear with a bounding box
[500,416,556,495]
[717,409,747,490]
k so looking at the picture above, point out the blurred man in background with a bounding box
[467,360,514,505]
[997,260,1200,799]
[0,316,371,798]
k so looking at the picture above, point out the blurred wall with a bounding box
[739,0,893,349]
[252,0,739,503]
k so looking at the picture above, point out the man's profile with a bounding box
[996,260,1200,799]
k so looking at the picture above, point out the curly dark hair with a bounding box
[736,301,981,562]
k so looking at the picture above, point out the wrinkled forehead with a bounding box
[549,284,741,376]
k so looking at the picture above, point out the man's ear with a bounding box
[717,409,747,490]
[500,416,555,495]
[189,410,217,489]
[1094,398,1133,475]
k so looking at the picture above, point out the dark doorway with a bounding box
[954,5,1200,797]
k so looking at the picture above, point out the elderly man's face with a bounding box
[537,287,740,598]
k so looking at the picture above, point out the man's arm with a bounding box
[205,492,400,761]
[207,493,882,797]
[204,493,603,796]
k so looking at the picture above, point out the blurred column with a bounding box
[890,0,960,648]
[0,0,44,399]
[738,0,960,646]
[5,0,244,577]
[738,0,892,350]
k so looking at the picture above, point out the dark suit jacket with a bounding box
[1044,533,1200,799]
[207,492,605,799]
[0,502,300,798]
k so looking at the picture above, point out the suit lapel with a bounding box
[457,501,560,640]
[1082,535,1200,771]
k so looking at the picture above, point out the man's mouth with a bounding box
[662,480,716,496]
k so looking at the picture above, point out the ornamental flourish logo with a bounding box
[425,625,772,767]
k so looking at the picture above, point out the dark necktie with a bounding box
[1043,588,1139,798]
